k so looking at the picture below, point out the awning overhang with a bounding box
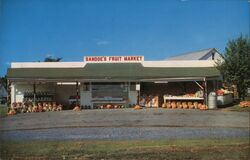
[7,63,221,82]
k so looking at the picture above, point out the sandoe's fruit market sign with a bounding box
[84,56,144,63]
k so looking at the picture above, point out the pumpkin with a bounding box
[7,109,16,115]
[198,103,203,109]
[176,102,181,109]
[199,104,208,110]
[182,102,188,109]
[134,105,142,110]
[193,102,198,109]
[240,101,250,108]
[162,103,166,108]
[187,102,194,109]
[73,106,81,111]
[52,103,57,111]
[57,104,62,111]
[171,102,177,109]
[27,105,33,113]
[38,103,43,112]
[178,104,183,109]
[48,103,53,111]
[32,105,38,112]
[106,104,113,109]
[166,102,171,108]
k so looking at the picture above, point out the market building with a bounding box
[7,49,222,109]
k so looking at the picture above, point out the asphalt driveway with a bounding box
[0,108,249,140]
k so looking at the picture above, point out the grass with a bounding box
[0,138,249,160]
[0,104,7,118]
[220,104,250,112]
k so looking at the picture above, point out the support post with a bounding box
[204,78,208,105]
[7,80,11,107]
[136,82,141,105]
[76,81,79,106]
[33,83,36,104]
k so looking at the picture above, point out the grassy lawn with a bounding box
[0,104,7,118]
[0,138,249,160]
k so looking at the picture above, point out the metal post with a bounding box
[136,82,140,105]
[204,78,208,105]
[7,80,11,107]
[33,83,36,103]
[76,81,79,106]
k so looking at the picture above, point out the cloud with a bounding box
[93,38,111,46]
[180,0,189,2]
[96,40,111,46]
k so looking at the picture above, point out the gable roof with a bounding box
[167,48,221,60]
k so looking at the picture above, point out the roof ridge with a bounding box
[168,48,214,58]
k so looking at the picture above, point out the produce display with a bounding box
[239,101,250,108]
[7,102,63,116]
[216,88,232,95]
[164,91,204,98]
[162,101,208,110]
[24,91,54,102]
[140,95,159,107]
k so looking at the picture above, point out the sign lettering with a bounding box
[84,56,144,63]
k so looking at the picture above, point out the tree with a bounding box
[0,75,7,89]
[217,35,250,100]
[44,56,62,62]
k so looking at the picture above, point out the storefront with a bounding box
[7,56,221,109]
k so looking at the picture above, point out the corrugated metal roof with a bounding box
[7,63,220,81]
[167,48,216,60]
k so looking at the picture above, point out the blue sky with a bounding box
[0,0,249,76]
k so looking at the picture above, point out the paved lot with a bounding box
[0,108,249,140]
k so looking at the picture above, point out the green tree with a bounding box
[0,75,7,89]
[217,35,250,100]
[44,56,62,62]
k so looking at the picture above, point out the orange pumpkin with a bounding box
[176,102,182,109]
[193,102,198,109]
[166,102,171,108]
[182,102,188,109]
[162,103,166,108]
[171,102,177,109]
[240,101,250,108]
[106,104,113,109]
[7,109,16,116]
[73,106,81,111]
[198,103,203,109]
[188,102,194,109]
[134,105,142,110]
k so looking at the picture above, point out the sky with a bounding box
[0,0,249,76]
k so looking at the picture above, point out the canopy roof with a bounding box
[7,63,221,82]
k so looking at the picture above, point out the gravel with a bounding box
[0,108,249,140]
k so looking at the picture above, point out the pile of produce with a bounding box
[7,102,63,116]
[165,91,204,98]
[96,104,125,109]
[162,101,208,110]
[239,101,250,108]
[216,88,232,95]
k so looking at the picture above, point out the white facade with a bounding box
[11,60,217,69]
[9,57,220,107]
